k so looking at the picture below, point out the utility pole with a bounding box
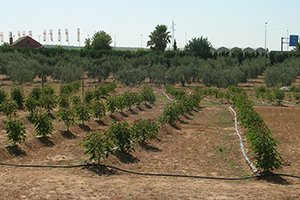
[171,20,176,47]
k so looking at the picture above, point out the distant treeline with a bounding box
[0,46,300,88]
[1,45,297,62]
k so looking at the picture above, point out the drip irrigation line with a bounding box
[97,164,260,180]
[1,162,299,180]
[203,98,221,104]
[229,106,258,174]
[163,91,177,102]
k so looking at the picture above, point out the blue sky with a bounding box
[1,0,300,51]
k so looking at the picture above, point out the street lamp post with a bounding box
[287,30,289,51]
[265,22,267,52]
[114,35,116,48]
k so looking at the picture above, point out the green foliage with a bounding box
[184,36,212,59]
[106,95,119,115]
[272,88,285,106]
[7,58,36,84]
[118,67,146,87]
[161,93,202,125]
[74,104,90,125]
[106,82,117,92]
[254,86,285,105]
[60,81,81,94]
[33,109,54,137]
[289,85,300,92]
[231,88,282,172]
[140,86,156,104]
[53,55,84,83]
[71,95,81,106]
[57,94,70,108]
[162,103,180,124]
[29,87,42,100]
[90,30,112,50]
[147,24,171,52]
[131,119,160,142]
[24,96,38,117]
[56,107,76,131]
[293,92,300,103]
[165,84,185,100]
[0,88,8,103]
[106,120,134,153]
[83,89,94,104]
[173,39,179,51]
[93,82,116,99]
[10,86,24,108]
[41,85,55,95]
[81,131,113,163]
[4,117,26,145]
[1,99,18,117]
[38,94,57,113]
[264,62,297,87]
[116,94,126,112]
[91,100,106,119]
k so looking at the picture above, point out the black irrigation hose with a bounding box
[97,164,260,180]
[0,162,88,168]
[1,161,300,180]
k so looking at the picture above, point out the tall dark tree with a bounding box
[184,36,212,59]
[84,37,92,50]
[173,39,179,51]
[147,24,171,52]
[91,30,112,50]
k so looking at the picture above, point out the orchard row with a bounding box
[1,49,300,89]
[194,86,282,172]
[0,82,154,145]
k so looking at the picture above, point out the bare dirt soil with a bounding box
[0,78,300,200]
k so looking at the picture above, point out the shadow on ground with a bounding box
[85,164,118,176]
[115,151,139,164]
[60,130,76,139]
[6,145,26,157]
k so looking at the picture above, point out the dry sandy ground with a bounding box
[0,83,300,199]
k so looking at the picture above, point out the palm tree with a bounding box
[147,24,171,52]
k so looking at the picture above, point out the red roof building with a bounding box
[10,36,42,48]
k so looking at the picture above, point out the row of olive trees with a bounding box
[1,50,299,88]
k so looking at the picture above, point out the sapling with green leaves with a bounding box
[106,120,135,153]
[24,95,38,117]
[56,107,76,131]
[38,94,57,114]
[0,88,8,104]
[1,99,18,117]
[80,131,113,164]
[74,103,90,125]
[91,100,106,120]
[131,119,160,142]
[4,117,26,145]
[57,93,70,108]
[106,95,119,115]
[10,86,24,109]
[33,109,54,137]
